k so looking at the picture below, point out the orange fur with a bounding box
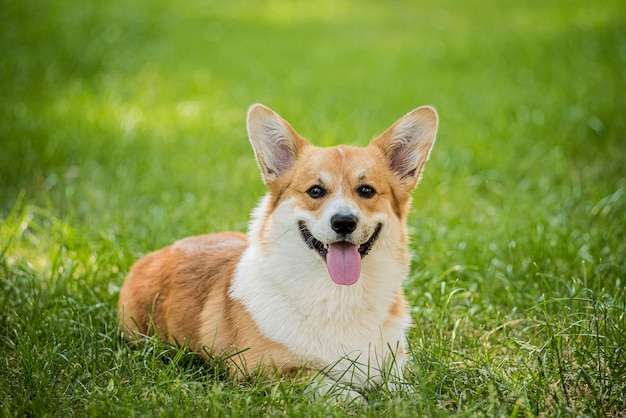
[118,232,304,374]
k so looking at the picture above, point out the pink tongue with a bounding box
[326,242,361,285]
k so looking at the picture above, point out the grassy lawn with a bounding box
[1,0,625,415]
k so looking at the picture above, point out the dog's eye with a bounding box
[357,184,376,199]
[306,185,327,199]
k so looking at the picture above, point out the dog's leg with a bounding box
[305,373,367,405]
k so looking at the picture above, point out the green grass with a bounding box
[1,0,625,415]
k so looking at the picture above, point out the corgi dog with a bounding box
[118,104,438,399]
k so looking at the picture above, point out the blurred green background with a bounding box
[2,0,624,299]
[2,0,623,222]
[1,0,625,415]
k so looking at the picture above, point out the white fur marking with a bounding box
[230,196,410,386]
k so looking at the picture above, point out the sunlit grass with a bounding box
[1,0,625,415]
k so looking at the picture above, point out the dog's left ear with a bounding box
[371,106,438,190]
[247,104,309,185]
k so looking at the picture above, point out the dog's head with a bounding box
[247,104,438,286]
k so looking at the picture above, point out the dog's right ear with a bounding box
[247,104,309,184]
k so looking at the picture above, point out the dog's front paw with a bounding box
[305,375,367,405]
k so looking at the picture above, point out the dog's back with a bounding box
[119,231,308,374]
[118,232,246,345]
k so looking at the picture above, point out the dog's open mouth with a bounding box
[298,221,382,286]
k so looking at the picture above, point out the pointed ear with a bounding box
[371,106,438,190]
[247,104,309,184]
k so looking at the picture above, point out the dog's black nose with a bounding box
[331,214,358,235]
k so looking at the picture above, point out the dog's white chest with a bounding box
[229,198,409,382]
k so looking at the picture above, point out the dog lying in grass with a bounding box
[118,104,438,400]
